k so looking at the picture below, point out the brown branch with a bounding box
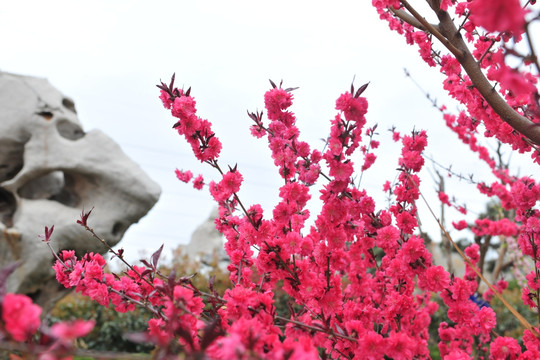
[390,6,434,31]
[430,3,540,145]
[398,0,463,58]
[477,235,492,284]
[492,236,508,282]
[396,0,540,145]
[194,289,357,343]
[435,171,453,274]
[275,315,358,342]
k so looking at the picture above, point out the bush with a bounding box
[48,292,154,353]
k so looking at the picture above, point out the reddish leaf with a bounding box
[151,244,164,268]
[355,82,370,98]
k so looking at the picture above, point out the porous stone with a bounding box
[0,71,161,310]
[186,207,223,257]
[185,207,227,269]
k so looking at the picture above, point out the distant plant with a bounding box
[48,292,154,354]
[165,247,232,297]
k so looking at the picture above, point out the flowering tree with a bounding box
[0,0,539,359]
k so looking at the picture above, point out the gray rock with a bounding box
[186,207,223,257]
[0,71,161,310]
[184,207,228,272]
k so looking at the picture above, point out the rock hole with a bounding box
[0,188,16,227]
[0,140,24,182]
[36,111,54,120]
[18,171,81,207]
[56,119,85,140]
[49,172,81,207]
[26,289,41,303]
[112,222,127,237]
[62,98,77,113]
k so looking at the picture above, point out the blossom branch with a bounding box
[212,160,257,229]
[193,287,357,343]
[406,172,540,339]
[401,0,540,145]
[79,220,136,273]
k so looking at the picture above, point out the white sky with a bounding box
[1,1,537,265]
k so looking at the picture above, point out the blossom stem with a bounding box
[82,225,170,306]
[108,287,163,318]
[477,38,497,66]
[194,288,357,342]
[263,240,301,286]
[356,126,376,188]
[274,315,357,342]
[45,241,67,268]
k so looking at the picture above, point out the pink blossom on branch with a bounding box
[175,169,193,183]
[468,0,527,34]
[192,174,205,190]
[452,220,468,230]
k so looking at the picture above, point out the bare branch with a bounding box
[390,6,436,32]
[492,236,508,282]
[435,170,453,274]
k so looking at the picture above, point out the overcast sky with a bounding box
[1,1,537,264]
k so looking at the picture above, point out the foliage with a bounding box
[165,247,232,296]
[48,292,154,354]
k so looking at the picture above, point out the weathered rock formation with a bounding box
[186,208,223,257]
[0,71,161,309]
[185,207,227,269]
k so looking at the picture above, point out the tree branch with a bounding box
[397,0,540,146]
[390,6,435,32]
[399,0,463,58]
[433,9,540,145]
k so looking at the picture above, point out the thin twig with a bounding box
[524,21,540,75]
[477,38,497,66]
